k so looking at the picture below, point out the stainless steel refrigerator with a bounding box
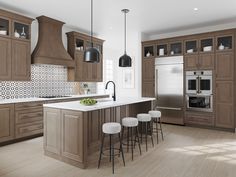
[155,56,184,125]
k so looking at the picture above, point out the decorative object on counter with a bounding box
[146,51,151,57]
[84,0,100,63]
[159,48,164,56]
[203,46,212,52]
[82,83,90,94]
[0,30,7,35]
[80,98,97,106]
[218,43,224,50]
[170,51,174,55]
[14,29,20,38]
[20,27,26,39]
[119,9,132,67]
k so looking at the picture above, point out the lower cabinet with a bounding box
[215,81,234,128]
[0,104,14,143]
[15,102,44,138]
[185,112,214,126]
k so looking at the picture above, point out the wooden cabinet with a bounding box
[142,81,155,97]
[0,104,14,143]
[184,53,214,70]
[215,52,234,80]
[11,40,30,81]
[0,37,11,80]
[67,31,104,82]
[185,112,214,126]
[15,101,44,138]
[0,9,33,81]
[184,54,198,70]
[215,81,234,128]
[142,59,155,81]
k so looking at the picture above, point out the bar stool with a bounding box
[137,113,154,151]
[148,110,164,144]
[98,122,125,174]
[121,117,141,160]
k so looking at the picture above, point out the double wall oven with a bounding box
[186,70,213,112]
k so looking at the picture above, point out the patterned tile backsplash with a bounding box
[0,64,97,99]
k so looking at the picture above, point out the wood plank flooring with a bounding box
[1,124,236,177]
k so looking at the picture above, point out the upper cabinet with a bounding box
[67,31,104,82]
[143,45,155,58]
[0,9,33,81]
[156,40,183,57]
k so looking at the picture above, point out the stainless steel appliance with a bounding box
[155,56,184,125]
[186,94,213,112]
[186,70,212,95]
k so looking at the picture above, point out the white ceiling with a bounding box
[1,0,236,40]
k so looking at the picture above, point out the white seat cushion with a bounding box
[137,113,151,122]
[103,122,121,134]
[122,117,138,127]
[148,110,161,118]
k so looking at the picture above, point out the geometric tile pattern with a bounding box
[0,64,97,99]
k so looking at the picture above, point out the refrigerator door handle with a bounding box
[156,106,182,111]
[155,69,158,97]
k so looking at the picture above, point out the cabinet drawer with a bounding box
[15,108,43,124]
[185,113,214,126]
[15,121,43,138]
[15,101,44,110]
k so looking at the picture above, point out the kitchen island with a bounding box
[43,97,155,168]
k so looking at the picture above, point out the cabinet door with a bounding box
[11,40,30,81]
[142,81,155,97]
[215,52,234,80]
[199,53,214,70]
[92,56,103,82]
[0,104,14,143]
[61,110,84,163]
[184,54,198,70]
[142,59,154,81]
[0,37,11,80]
[74,51,84,81]
[215,81,234,128]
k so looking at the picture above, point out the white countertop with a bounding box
[0,94,109,105]
[43,97,156,112]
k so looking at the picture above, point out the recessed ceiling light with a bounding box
[194,7,198,11]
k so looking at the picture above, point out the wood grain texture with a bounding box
[1,124,236,177]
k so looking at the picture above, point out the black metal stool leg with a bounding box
[136,126,142,155]
[155,118,159,144]
[98,133,105,169]
[119,133,125,166]
[109,134,112,162]
[145,122,148,151]
[159,118,164,140]
[111,135,114,174]
[131,127,134,160]
[127,127,129,152]
[149,122,154,147]
[140,122,143,143]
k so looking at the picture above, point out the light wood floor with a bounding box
[1,125,236,177]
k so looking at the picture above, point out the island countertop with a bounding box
[43,97,156,112]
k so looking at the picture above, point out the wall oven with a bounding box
[186,70,212,95]
[186,94,213,112]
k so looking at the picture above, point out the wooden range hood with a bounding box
[31,16,74,67]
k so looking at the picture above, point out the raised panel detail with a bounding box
[216,103,234,128]
[11,40,30,81]
[0,37,11,80]
[184,54,198,70]
[199,53,214,69]
[216,52,234,80]
[61,110,84,163]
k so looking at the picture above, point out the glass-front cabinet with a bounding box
[13,21,30,40]
[216,35,233,51]
[143,45,154,58]
[185,40,198,54]
[75,38,84,51]
[0,17,9,36]
[200,38,214,52]
[170,42,182,55]
[156,43,167,57]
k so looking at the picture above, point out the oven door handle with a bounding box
[197,76,200,94]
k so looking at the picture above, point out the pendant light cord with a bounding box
[124,11,126,54]
[91,0,93,47]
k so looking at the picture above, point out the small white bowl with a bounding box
[203,46,212,52]
[187,49,193,53]
[0,30,7,35]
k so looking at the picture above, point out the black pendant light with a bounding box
[119,9,132,67]
[84,0,100,63]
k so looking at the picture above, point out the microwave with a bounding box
[186,94,213,112]
[186,70,212,95]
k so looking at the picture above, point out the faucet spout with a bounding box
[105,81,116,101]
